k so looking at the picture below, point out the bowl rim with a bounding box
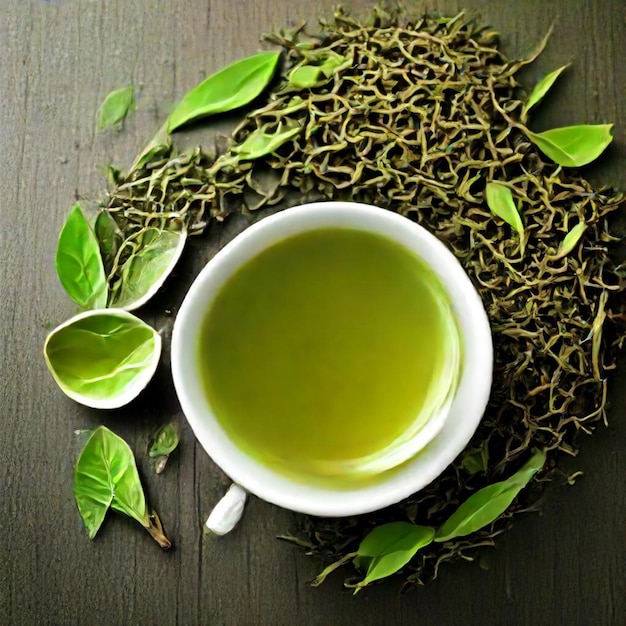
[171,201,493,517]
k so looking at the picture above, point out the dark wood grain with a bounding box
[1,1,624,624]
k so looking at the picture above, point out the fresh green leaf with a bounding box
[43,309,161,409]
[234,124,301,162]
[149,423,179,458]
[74,426,171,548]
[485,182,525,242]
[354,522,435,592]
[109,228,187,311]
[167,52,280,133]
[55,204,108,310]
[435,450,546,543]
[96,85,135,132]
[288,52,345,87]
[94,211,123,275]
[553,222,587,259]
[526,124,613,167]
[521,65,569,122]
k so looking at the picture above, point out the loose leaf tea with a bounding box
[167,51,280,132]
[43,309,161,409]
[526,124,614,167]
[55,204,108,310]
[435,450,546,542]
[521,65,569,122]
[89,4,626,589]
[74,426,171,548]
[96,85,135,132]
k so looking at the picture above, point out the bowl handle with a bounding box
[205,483,248,535]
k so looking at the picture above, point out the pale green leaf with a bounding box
[43,309,161,409]
[109,228,187,311]
[149,423,180,458]
[74,426,147,538]
[55,204,108,310]
[527,124,613,167]
[553,222,587,259]
[167,52,280,132]
[485,182,525,241]
[234,125,301,161]
[288,52,345,88]
[435,450,546,543]
[96,85,135,132]
[354,522,435,592]
[521,65,569,122]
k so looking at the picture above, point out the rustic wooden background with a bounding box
[1,1,624,624]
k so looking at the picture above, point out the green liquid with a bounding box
[199,228,458,484]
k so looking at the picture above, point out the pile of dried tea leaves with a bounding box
[101,5,626,588]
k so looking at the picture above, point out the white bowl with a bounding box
[172,202,493,517]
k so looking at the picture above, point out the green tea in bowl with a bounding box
[171,201,492,519]
[199,227,460,485]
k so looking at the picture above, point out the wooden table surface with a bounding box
[1,1,625,624]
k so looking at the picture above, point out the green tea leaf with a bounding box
[354,522,435,592]
[234,124,301,162]
[289,52,345,87]
[43,309,161,409]
[96,85,135,132]
[460,442,490,475]
[526,124,613,167]
[485,182,525,241]
[109,228,187,311]
[74,426,171,548]
[94,210,123,275]
[149,423,180,458]
[521,65,569,122]
[55,204,108,310]
[167,52,280,133]
[553,222,587,259]
[435,450,546,543]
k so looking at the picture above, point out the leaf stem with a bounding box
[144,510,172,549]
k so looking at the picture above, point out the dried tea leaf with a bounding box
[96,85,135,132]
[521,65,569,122]
[526,124,613,167]
[485,182,525,242]
[55,204,108,310]
[435,450,546,543]
[167,52,280,132]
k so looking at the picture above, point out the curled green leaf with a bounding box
[526,124,613,167]
[288,52,346,88]
[149,423,180,458]
[234,124,301,162]
[55,204,108,310]
[354,522,435,593]
[435,449,546,543]
[552,222,587,260]
[167,51,280,133]
[96,85,135,132]
[43,309,161,409]
[109,227,187,311]
[74,426,171,548]
[94,210,123,275]
[521,64,569,123]
[485,182,525,243]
